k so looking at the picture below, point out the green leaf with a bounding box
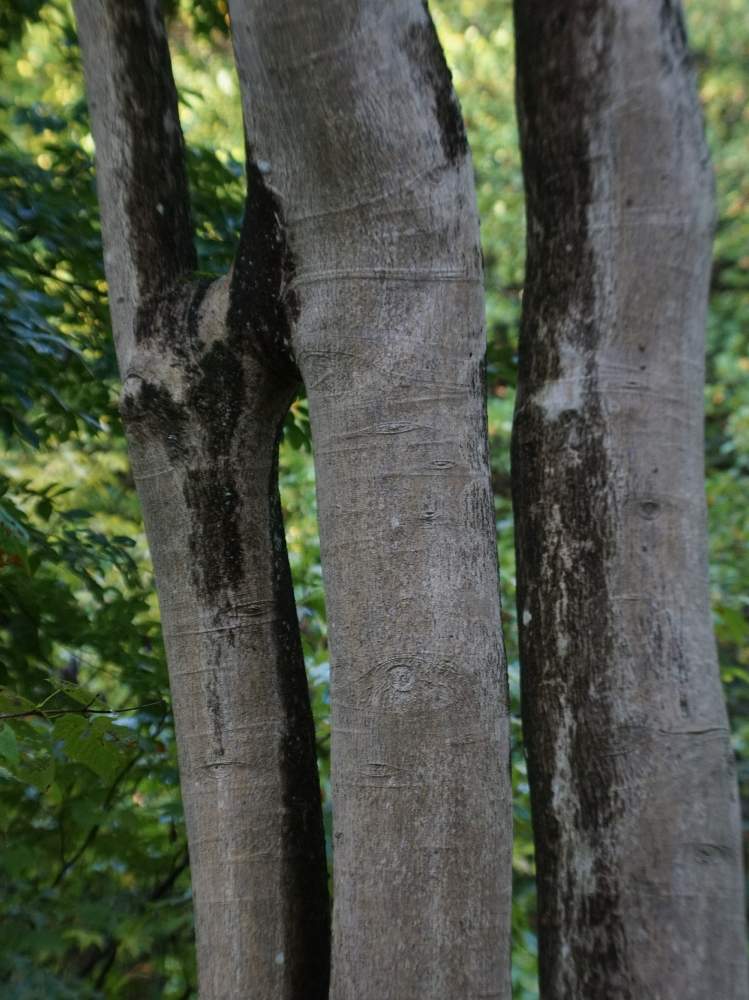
[35,497,52,520]
[0,501,29,551]
[13,751,54,790]
[62,508,91,521]
[0,687,35,715]
[54,714,136,782]
[0,723,19,765]
[112,534,136,547]
[53,680,99,706]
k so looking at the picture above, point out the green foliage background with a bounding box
[0,1,746,995]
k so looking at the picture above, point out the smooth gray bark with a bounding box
[76,0,512,996]
[512,2,748,997]
[228,1,512,997]
[74,3,329,997]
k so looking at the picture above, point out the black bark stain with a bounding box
[183,463,243,599]
[228,153,300,381]
[402,4,468,166]
[205,670,225,758]
[660,0,689,63]
[512,2,630,995]
[180,336,249,597]
[108,1,196,295]
[267,429,331,998]
[187,340,245,457]
[122,277,248,601]
[134,276,211,352]
[124,254,287,603]
[120,379,189,464]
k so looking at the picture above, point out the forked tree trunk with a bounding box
[512,2,748,997]
[229,2,512,997]
[75,3,329,997]
[75,0,512,997]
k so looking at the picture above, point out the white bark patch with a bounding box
[550,702,575,822]
[533,339,586,421]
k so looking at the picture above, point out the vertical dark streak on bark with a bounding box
[107,0,196,294]
[229,149,301,380]
[512,2,629,994]
[402,3,468,166]
[660,0,689,59]
[268,427,331,1000]
[183,334,247,599]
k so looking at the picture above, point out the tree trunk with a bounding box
[76,0,512,996]
[512,2,748,997]
[227,2,512,997]
[74,3,329,998]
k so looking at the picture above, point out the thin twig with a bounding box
[0,699,165,721]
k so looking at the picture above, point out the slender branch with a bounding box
[31,262,101,296]
[93,941,118,990]
[149,846,190,901]
[0,699,165,721]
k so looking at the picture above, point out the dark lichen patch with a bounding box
[123,230,298,620]
[184,278,213,347]
[181,340,248,599]
[183,463,244,599]
[183,346,248,599]
[186,340,246,459]
[108,2,196,297]
[402,4,468,166]
[127,274,250,602]
[134,277,212,356]
[562,857,630,998]
[228,153,300,382]
[180,314,250,600]
[128,280,210,482]
[120,378,189,464]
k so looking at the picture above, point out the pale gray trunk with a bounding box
[512,1,748,997]
[74,3,329,998]
[228,1,512,997]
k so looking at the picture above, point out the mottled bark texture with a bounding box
[512,1,748,997]
[227,1,512,998]
[74,2,329,998]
